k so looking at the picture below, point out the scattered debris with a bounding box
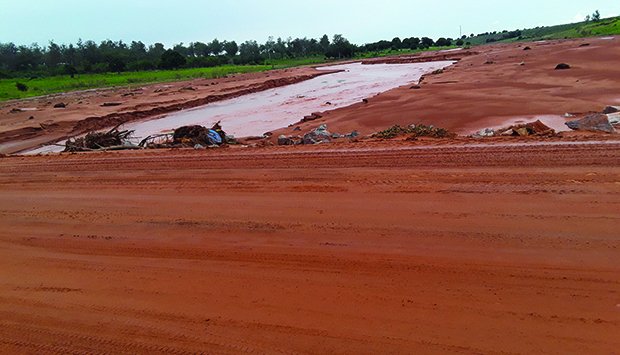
[474,120,556,138]
[523,46,531,51]
[607,113,620,125]
[9,108,22,113]
[28,116,34,120]
[602,106,619,114]
[484,60,494,65]
[410,85,422,89]
[64,125,137,152]
[180,86,197,91]
[362,98,369,104]
[277,125,358,145]
[53,103,67,108]
[519,61,526,66]
[373,124,456,139]
[579,43,590,47]
[566,113,615,133]
[474,128,495,138]
[101,102,122,107]
[138,121,233,149]
[555,63,571,70]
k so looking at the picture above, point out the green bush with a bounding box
[15,82,28,92]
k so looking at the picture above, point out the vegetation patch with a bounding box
[373,124,457,139]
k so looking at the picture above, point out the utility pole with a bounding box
[460,25,462,38]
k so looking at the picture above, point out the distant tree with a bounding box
[326,34,355,59]
[391,37,402,50]
[420,37,434,48]
[320,34,330,52]
[159,50,186,69]
[585,14,591,22]
[208,39,223,56]
[435,38,452,47]
[45,41,63,68]
[191,42,209,57]
[592,10,601,22]
[239,40,261,64]
[455,39,465,46]
[223,41,238,58]
[148,43,166,60]
[172,43,190,57]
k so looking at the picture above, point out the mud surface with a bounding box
[1,140,619,353]
[122,62,452,140]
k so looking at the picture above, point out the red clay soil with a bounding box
[1,140,619,353]
[278,37,620,136]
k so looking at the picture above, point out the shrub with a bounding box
[15,82,28,92]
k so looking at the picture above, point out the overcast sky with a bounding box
[1,0,619,46]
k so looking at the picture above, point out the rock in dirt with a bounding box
[302,112,323,122]
[566,114,615,133]
[9,108,22,113]
[602,106,619,114]
[555,63,571,70]
[53,103,67,108]
[278,135,298,146]
[303,124,332,144]
[101,102,122,107]
[523,46,531,51]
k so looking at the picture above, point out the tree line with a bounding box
[0,34,457,78]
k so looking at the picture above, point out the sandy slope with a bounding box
[1,141,619,354]
[277,36,620,136]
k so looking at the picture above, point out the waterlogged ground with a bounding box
[26,61,452,154]
[123,62,453,138]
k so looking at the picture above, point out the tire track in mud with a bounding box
[1,140,619,353]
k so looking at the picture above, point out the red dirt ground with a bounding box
[0,140,619,354]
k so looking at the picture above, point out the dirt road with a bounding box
[1,141,619,354]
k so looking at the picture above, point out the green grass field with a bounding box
[467,16,620,45]
[0,65,273,101]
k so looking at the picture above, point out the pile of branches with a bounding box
[373,124,457,139]
[64,125,136,152]
[138,121,232,149]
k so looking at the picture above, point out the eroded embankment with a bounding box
[0,69,337,154]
